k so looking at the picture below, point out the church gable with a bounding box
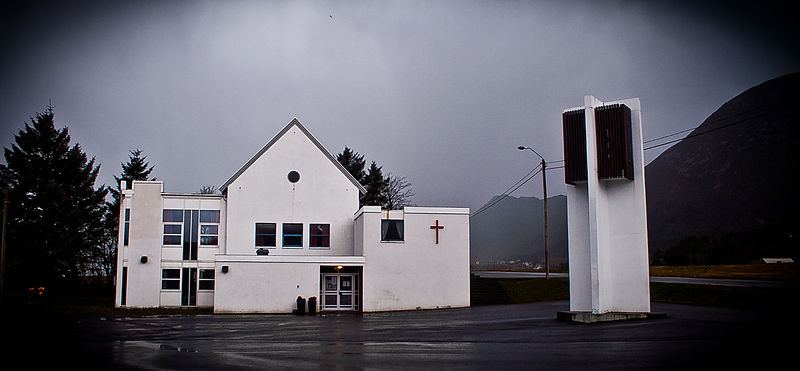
[220,118,364,256]
[220,118,365,194]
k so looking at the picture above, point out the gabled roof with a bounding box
[220,118,367,194]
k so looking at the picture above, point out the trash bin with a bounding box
[296,296,306,315]
[308,296,317,315]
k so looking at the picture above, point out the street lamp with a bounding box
[518,146,549,280]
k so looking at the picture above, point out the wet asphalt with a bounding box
[7,300,795,370]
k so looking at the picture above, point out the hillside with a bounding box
[646,72,800,264]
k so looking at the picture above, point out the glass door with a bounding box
[323,275,339,310]
[338,275,353,310]
[321,273,359,311]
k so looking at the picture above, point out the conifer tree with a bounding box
[336,146,366,184]
[336,147,413,208]
[0,106,108,291]
[361,161,389,207]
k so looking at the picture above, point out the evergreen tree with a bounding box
[336,146,366,184]
[100,149,155,279]
[0,106,108,291]
[361,161,389,207]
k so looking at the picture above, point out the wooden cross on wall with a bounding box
[430,219,444,244]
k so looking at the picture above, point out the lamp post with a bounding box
[518,146,548,280]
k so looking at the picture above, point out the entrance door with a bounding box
[321,273,359,310]
[338,275,354,309]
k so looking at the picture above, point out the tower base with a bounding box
[557,311,666,323]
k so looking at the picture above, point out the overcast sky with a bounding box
[2,0,798,211]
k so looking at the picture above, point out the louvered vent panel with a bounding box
[562,109,588,185]
[594,104,633,181]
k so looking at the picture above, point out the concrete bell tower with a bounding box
[559,95,653,322]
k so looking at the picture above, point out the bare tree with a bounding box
[199,185,218,194]
[384,173,414,209]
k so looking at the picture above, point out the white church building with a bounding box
[114,119,471,313]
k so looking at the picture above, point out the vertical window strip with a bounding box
[123,208,130,246]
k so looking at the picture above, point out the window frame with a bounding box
[200,224,219,246]
[161,268,180,290]
[255,222,277,248]
[381,219,405,242]
[309,223,331,248]
[282,223,304,248]
[198,269,215,291]
[123,208,130,246]
[162,209,184,246]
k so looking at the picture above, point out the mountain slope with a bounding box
[645,72,800,264]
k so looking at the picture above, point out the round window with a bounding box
[287,170,300,183]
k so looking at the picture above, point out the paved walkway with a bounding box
[7,301,795,369]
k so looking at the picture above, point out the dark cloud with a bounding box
[2,0,797,210]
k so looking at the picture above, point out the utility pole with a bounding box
[541,158,548,280]
[518,146,549,280]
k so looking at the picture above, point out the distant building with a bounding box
[115,119,471,313]
[761,258,794,264]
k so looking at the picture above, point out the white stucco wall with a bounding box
[117,181,163,308]
[224,123,360,257]
[115,181,224,308]
[213,255,365,313]
[358,207,471,312]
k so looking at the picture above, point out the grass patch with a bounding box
[649,264,799,281]
[499,278,570,303]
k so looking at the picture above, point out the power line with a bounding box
[471,165,542,218]
[473,103,782,218]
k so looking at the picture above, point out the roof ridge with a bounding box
[220,118,366,194]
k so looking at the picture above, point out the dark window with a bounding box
[164,224,182,234]
[181,268,197,306]
[163,235,182,245]
[123,208,130,246]
[121,267,128,305]
[310,224,330,248]
[161,269,180,290]
[199,269,215,290]
[288,170,300,183]
[283,223,303,247]
[163,209,183,222]
[255,223,276,247]
[183,210,199,260]
[381,220,404,242]
[164,223,181,245]
[199,210,220,223]
[200,224,218,246]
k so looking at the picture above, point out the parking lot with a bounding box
[8,300,793,369]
